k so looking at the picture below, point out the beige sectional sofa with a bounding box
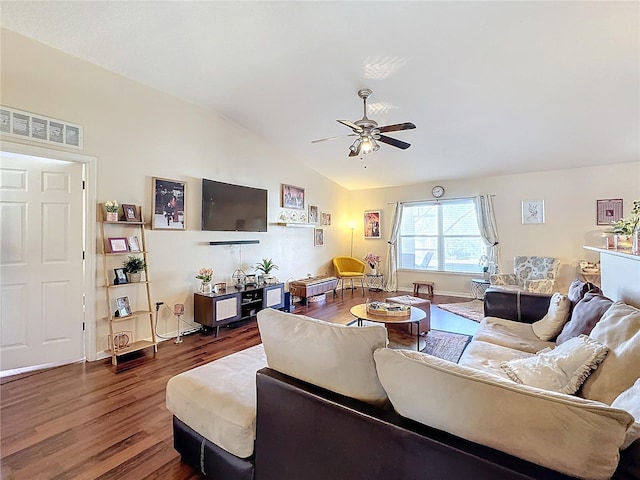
[166,286,640,480]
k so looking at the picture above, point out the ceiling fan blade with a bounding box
[337,119,363,133]
[348,149,359,157]
[378,134,411,150]
[311,133,357,144]
[379,122,416,133]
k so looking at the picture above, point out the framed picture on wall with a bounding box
[521,200,545,224]
[596,199,623,226]
[321,212,331,226]
[152,177,186,230]
[314,228,324,247]
[281,184,305,210]
[308,205,319,224]
[364,210,381,238]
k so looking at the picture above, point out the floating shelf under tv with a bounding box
[209,240,260,246]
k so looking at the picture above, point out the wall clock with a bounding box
[432,185,445,198]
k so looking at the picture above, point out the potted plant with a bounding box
[611,200,640,249]
[255,258,279,284]
[195,267,214,293]
[363,252,381,275]
[123,255,147,283]
[104,201,119,222]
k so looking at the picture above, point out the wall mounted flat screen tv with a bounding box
[202,178,268,232]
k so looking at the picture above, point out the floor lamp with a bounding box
[348,221,356,257]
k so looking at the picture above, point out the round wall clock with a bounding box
[432,185,445,198]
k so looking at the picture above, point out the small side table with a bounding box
[365,273,384,292]
[471,278,490,300]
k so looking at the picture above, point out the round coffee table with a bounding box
[349,304,426,351]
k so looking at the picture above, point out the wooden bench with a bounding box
[413,281,434,297]
[289,276,338,304]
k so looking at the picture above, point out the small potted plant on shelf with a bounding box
[255,258,279,284]
[104,201,119,222]
[195,267,214,293]
[123,255,147,283]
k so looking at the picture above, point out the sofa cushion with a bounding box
[581,302,640,405]
[500,335,609,394]
[472,316,555,353]
[458,339,533,379]
[612,377,640,449]
[165,344,267,458]
[556,292,613,345]
[257,308,389,404]
[374,348,633,480]
[531,293,570,340]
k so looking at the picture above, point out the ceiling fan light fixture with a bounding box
[349,138,361,153]
[361,137,373,154]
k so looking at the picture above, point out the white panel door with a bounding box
[0,154,84,371]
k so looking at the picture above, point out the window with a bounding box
[398,198,487,273]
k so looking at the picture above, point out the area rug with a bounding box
[437,300,484,323]
[422,330,472,363]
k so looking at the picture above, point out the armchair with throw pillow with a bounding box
[490,256,560,294]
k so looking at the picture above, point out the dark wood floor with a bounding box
[0,290,476,479]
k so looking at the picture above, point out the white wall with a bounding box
[0,29,350,357]
[349,162,640,295]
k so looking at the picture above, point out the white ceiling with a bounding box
[1,1,638,190]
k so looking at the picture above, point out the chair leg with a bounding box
[360,278,365,296]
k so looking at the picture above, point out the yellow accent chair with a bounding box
[332,256,366,298]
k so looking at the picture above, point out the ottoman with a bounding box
[289,276,338,304]
[166,344,267,478]
[386,295,431,334]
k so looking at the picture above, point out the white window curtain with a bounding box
[475,195,500,273]
[384,202,403,291]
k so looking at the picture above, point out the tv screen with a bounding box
[202,179,268,232]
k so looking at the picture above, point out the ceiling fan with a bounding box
[312,88,416,157]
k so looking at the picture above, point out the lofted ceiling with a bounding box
[1,1,638,190]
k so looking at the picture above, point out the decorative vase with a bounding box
[614,234,632,249]
[201,281,213,294]
[106,212,118,222]
[369,267,377,276]
[127,272,142,283]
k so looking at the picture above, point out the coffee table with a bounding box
[349,304,426,351]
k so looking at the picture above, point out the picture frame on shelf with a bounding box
[127,235,141,252]
[364,210,381,238]
[113,268,128,285]
[108,237,129,253]
[321,212,331,226]
[215,282,227,292]
[121,203,140,222]
[308,205,319,224]
[314,228,324,247]
[521,200,545,224]
[152,177,186,230]
[115,296,132,317]
[281,184,305,210]
[596,199,623,226]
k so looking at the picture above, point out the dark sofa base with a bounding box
[255,367,575,480]
[173,416,254,479]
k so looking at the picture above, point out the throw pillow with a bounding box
[531,293,571,341]
[500,335,609,394]
[611,377,640,449]
[556,292,613,345]
[581,302,640,404]
[568,279,600,305]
